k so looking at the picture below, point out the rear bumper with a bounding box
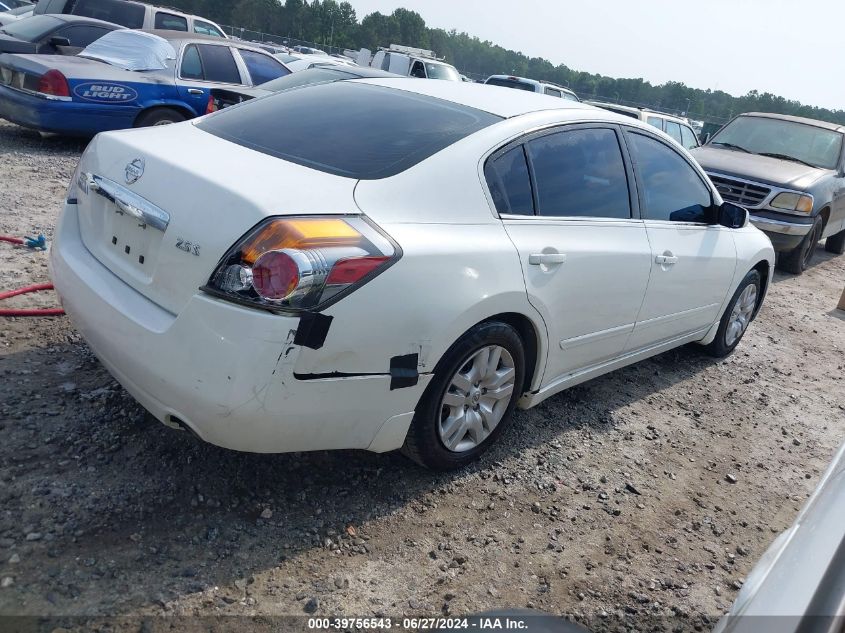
[49,202,430,454]
[0,86,136,135]
[749,214,811,252]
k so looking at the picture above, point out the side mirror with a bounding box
[49,36,71,47]
[718,202,748,229]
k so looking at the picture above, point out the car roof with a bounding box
[739,111,845,133]
[356,78,599,119]
[588,100,690,124]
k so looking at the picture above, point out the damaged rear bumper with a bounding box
[50,202,431,453]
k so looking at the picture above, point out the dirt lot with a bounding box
[1,118,844,631]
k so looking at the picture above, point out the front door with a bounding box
[486,125,653,382]
[623,129,737,350]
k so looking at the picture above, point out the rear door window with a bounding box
[197,44,241,83]
[196,81,501,179]
[646,116,663,130]
[239,48,290,85]
[71,0,144,28]
[485,146,534,215]
[526,127,631,219]
[193,19,223,37]
[664,120,684,144]
[154,11,188,31]
[544,87,562,98]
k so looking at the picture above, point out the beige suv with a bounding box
[587,101,700,150]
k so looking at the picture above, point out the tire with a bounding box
[777,215,823,274]
[134,108,188,128]
[402,321,525,471]
[702,270,761,358]
[825,228,845,255]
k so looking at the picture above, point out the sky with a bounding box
[346,0,845,111]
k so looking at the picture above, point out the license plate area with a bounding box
[104,204,164,277]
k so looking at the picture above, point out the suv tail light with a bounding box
[203,215,400,313]
[37,69,70,99]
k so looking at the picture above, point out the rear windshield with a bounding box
[196,82,501,179]
[0,14,60,40]
[486,77,535,92]
[258,66,354,91]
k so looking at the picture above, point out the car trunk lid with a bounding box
[73,121,359,315]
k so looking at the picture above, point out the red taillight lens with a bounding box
[37,70,70,98]
[205,93,217,114]
[252,250,300,300]
[205,216,399,313]
[326,256,389,285]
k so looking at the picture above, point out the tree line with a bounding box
[161,0,845,126]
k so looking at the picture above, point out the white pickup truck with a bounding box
[364,44,460,81]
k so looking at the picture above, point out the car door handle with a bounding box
[655,254,679,265]
[529,253,567,265]
[187,88,204,95]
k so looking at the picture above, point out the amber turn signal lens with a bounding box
[241,218,361,264]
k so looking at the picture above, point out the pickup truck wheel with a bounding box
[825,228,845,254]
[134,108,187,128]
[703,270,761,358]
[777,215,823,274]
[401,321,525,471]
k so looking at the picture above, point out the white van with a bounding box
[587,101,700,150]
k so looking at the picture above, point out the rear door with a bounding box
[623,128,736,350]
[489,124,653,381]
[176,42,245,113]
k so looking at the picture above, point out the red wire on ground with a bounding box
[0,283,65,317]
[0,236,25,245]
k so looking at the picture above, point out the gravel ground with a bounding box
[1,119,844,631]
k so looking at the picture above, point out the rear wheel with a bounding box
[402,321,525,471]
[703,270,761,358]
[134,108,188,128]
[825,228,845,255]
[777,215,822,274]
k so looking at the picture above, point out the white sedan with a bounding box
[50,79,775,470]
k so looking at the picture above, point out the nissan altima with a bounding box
[50,79,775,470]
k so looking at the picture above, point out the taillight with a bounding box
[204,215,399,313]
[205,93,217,114]
[37,70,70,99]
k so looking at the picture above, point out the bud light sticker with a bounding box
[73,82,138,103]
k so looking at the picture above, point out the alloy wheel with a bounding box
[438,345,516,453]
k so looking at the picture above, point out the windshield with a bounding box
[486,77,535,92]
[425,62,460,81]
[710,115,843,169]
[0,14,60,40]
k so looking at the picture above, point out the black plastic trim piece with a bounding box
[390,353,419,390]
[294,371,384,380]
[294,312,333,350]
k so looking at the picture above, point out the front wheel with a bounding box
[825,228,845,255]
[777,215,823,274]
[702,270,761,358]
[402,321,525,471]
